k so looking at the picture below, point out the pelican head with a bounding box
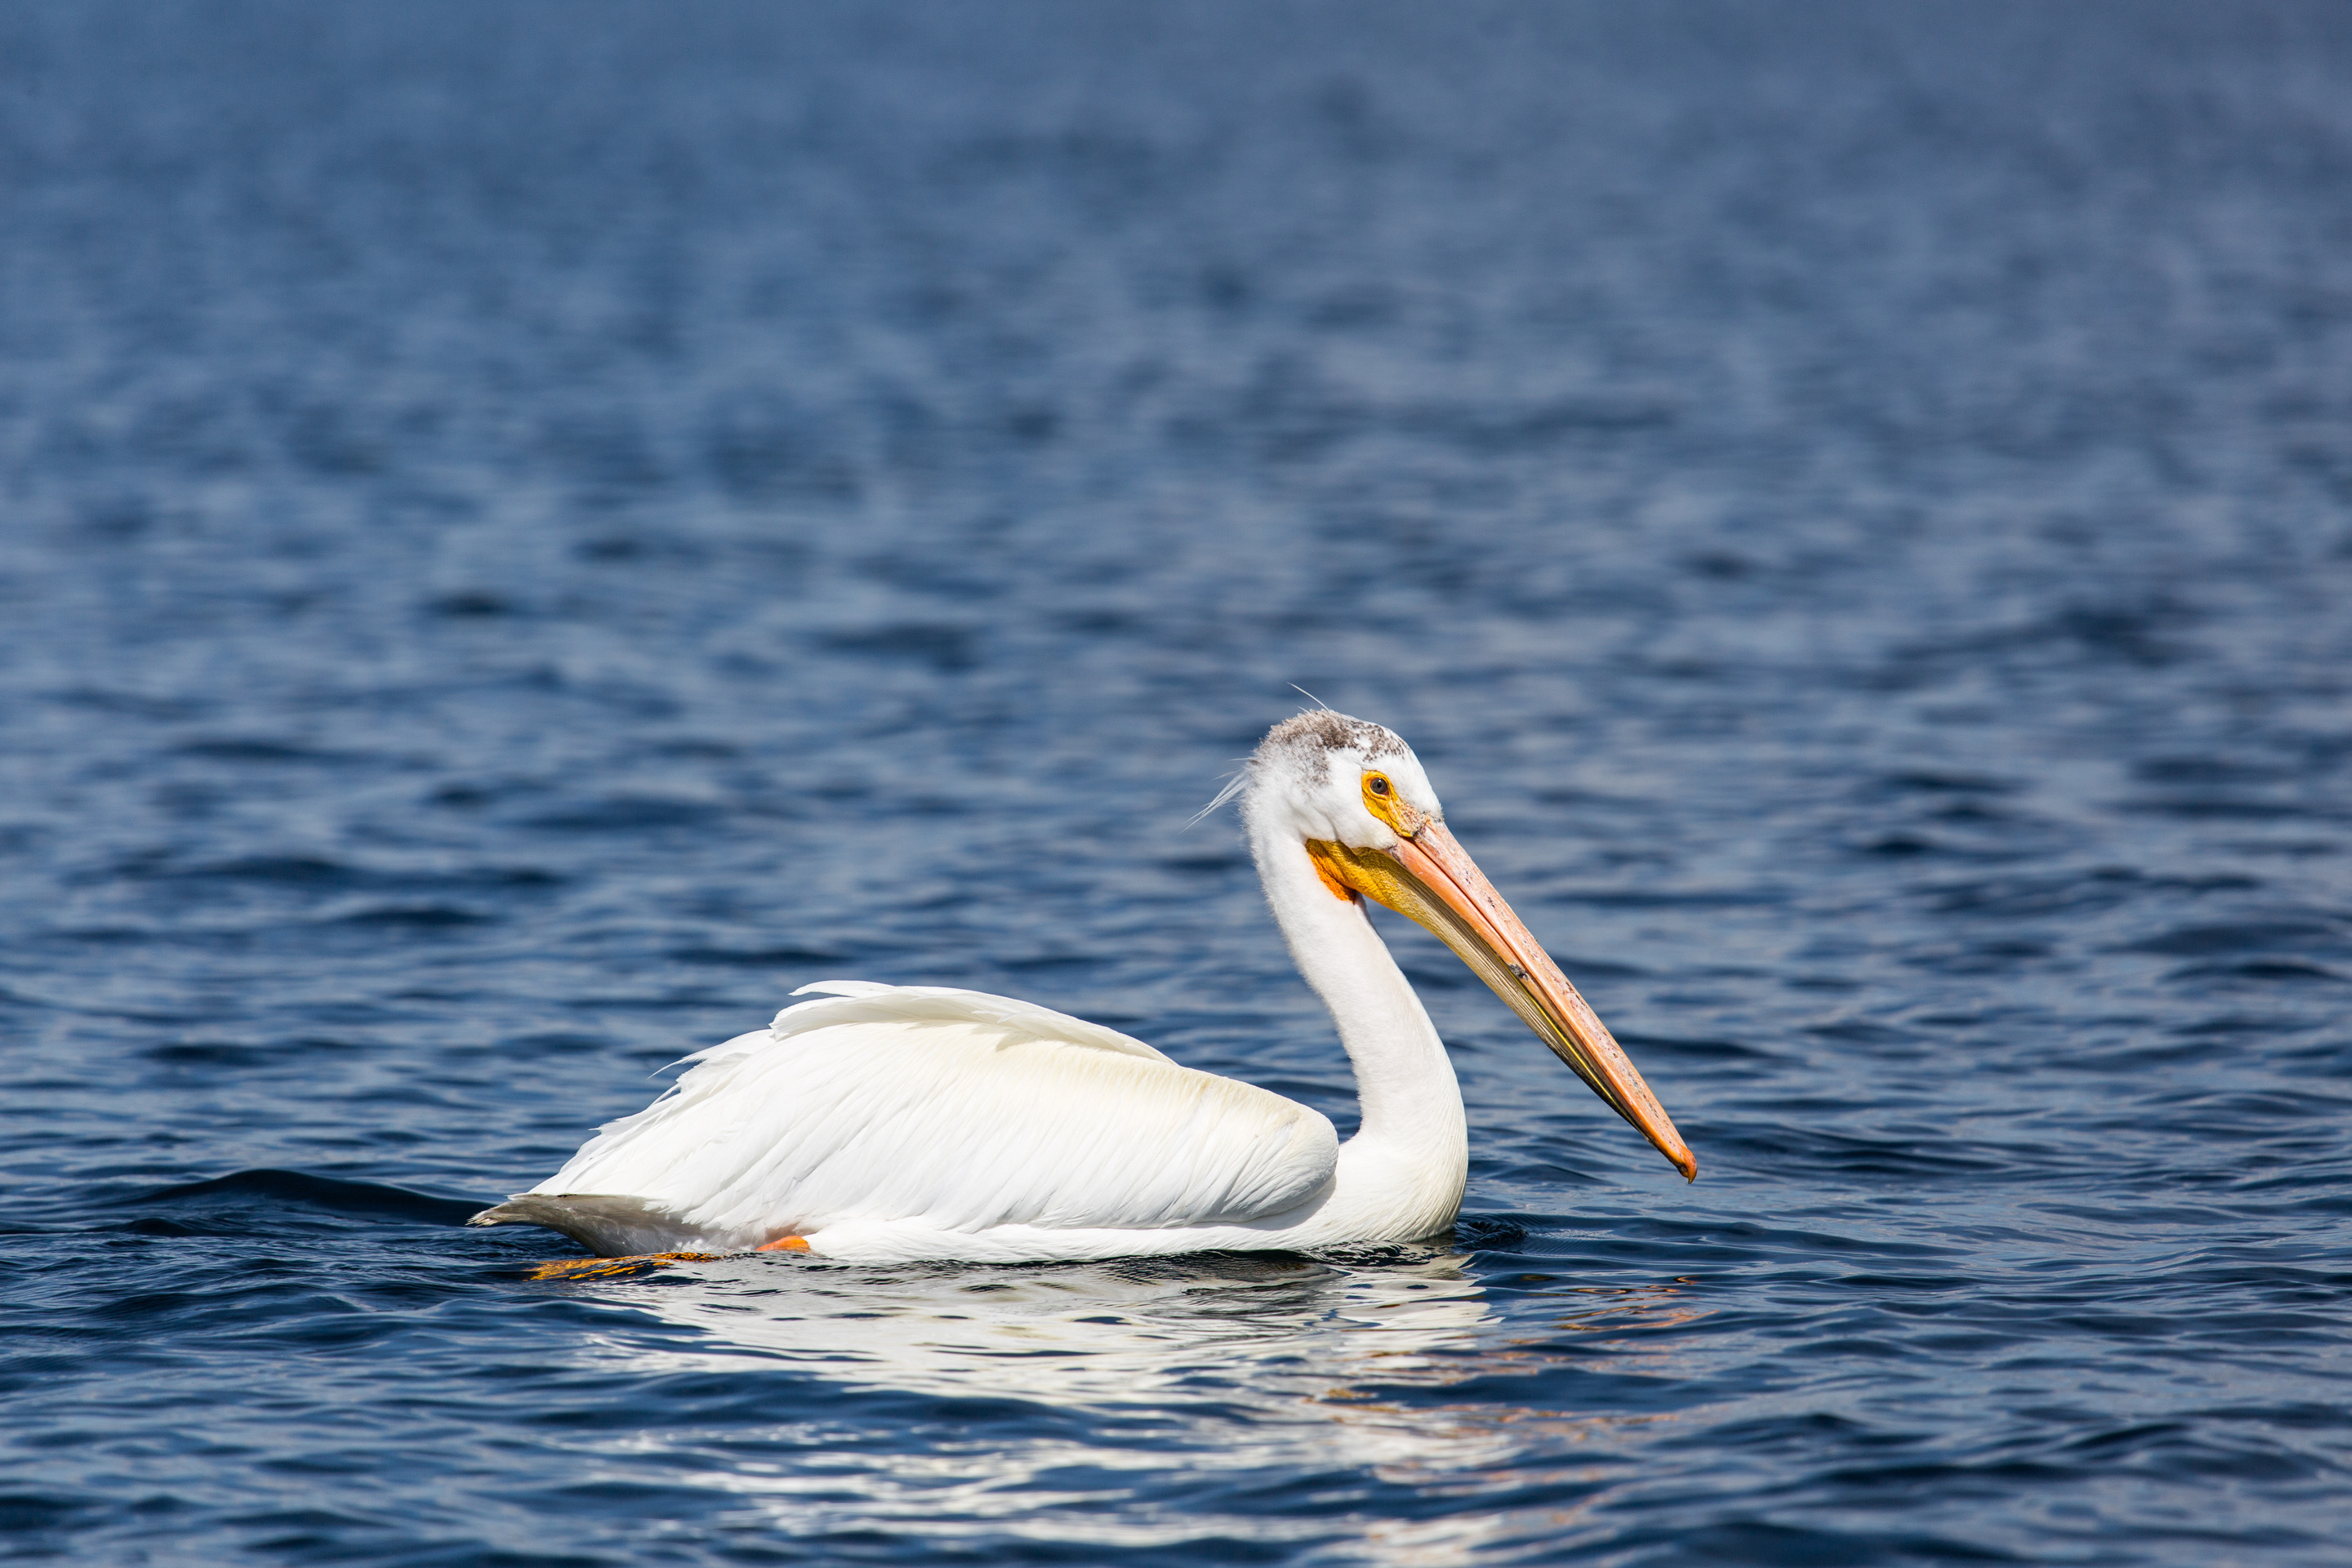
[1244,710,1696,1181]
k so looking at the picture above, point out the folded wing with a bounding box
[480,983,1339,1252]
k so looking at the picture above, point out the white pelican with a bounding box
[470,710,1694,1263]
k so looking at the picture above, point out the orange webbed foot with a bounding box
[525,1250,729,1281]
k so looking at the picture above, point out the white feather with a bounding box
[528,983,1339,1255]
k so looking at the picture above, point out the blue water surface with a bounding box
[4,3,2351,1563]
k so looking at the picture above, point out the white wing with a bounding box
[514,982,1339,1250]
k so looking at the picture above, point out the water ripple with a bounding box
[3,1,2350,1563]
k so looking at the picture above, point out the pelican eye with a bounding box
[1361,770,1413,832]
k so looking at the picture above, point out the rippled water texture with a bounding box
[5,3,2351,1562]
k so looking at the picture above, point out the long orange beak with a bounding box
[1307,821,1697,1181]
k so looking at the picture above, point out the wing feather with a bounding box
[530,984,1337,1246]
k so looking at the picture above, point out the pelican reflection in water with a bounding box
[541,1250,1708,1566]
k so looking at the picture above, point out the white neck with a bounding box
[1249,817,1468,1235]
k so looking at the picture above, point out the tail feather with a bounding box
[467,1193,718,1258]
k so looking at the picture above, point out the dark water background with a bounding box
[5,2,2351,1562]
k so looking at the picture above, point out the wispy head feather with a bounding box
[1187,767,1252,828]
